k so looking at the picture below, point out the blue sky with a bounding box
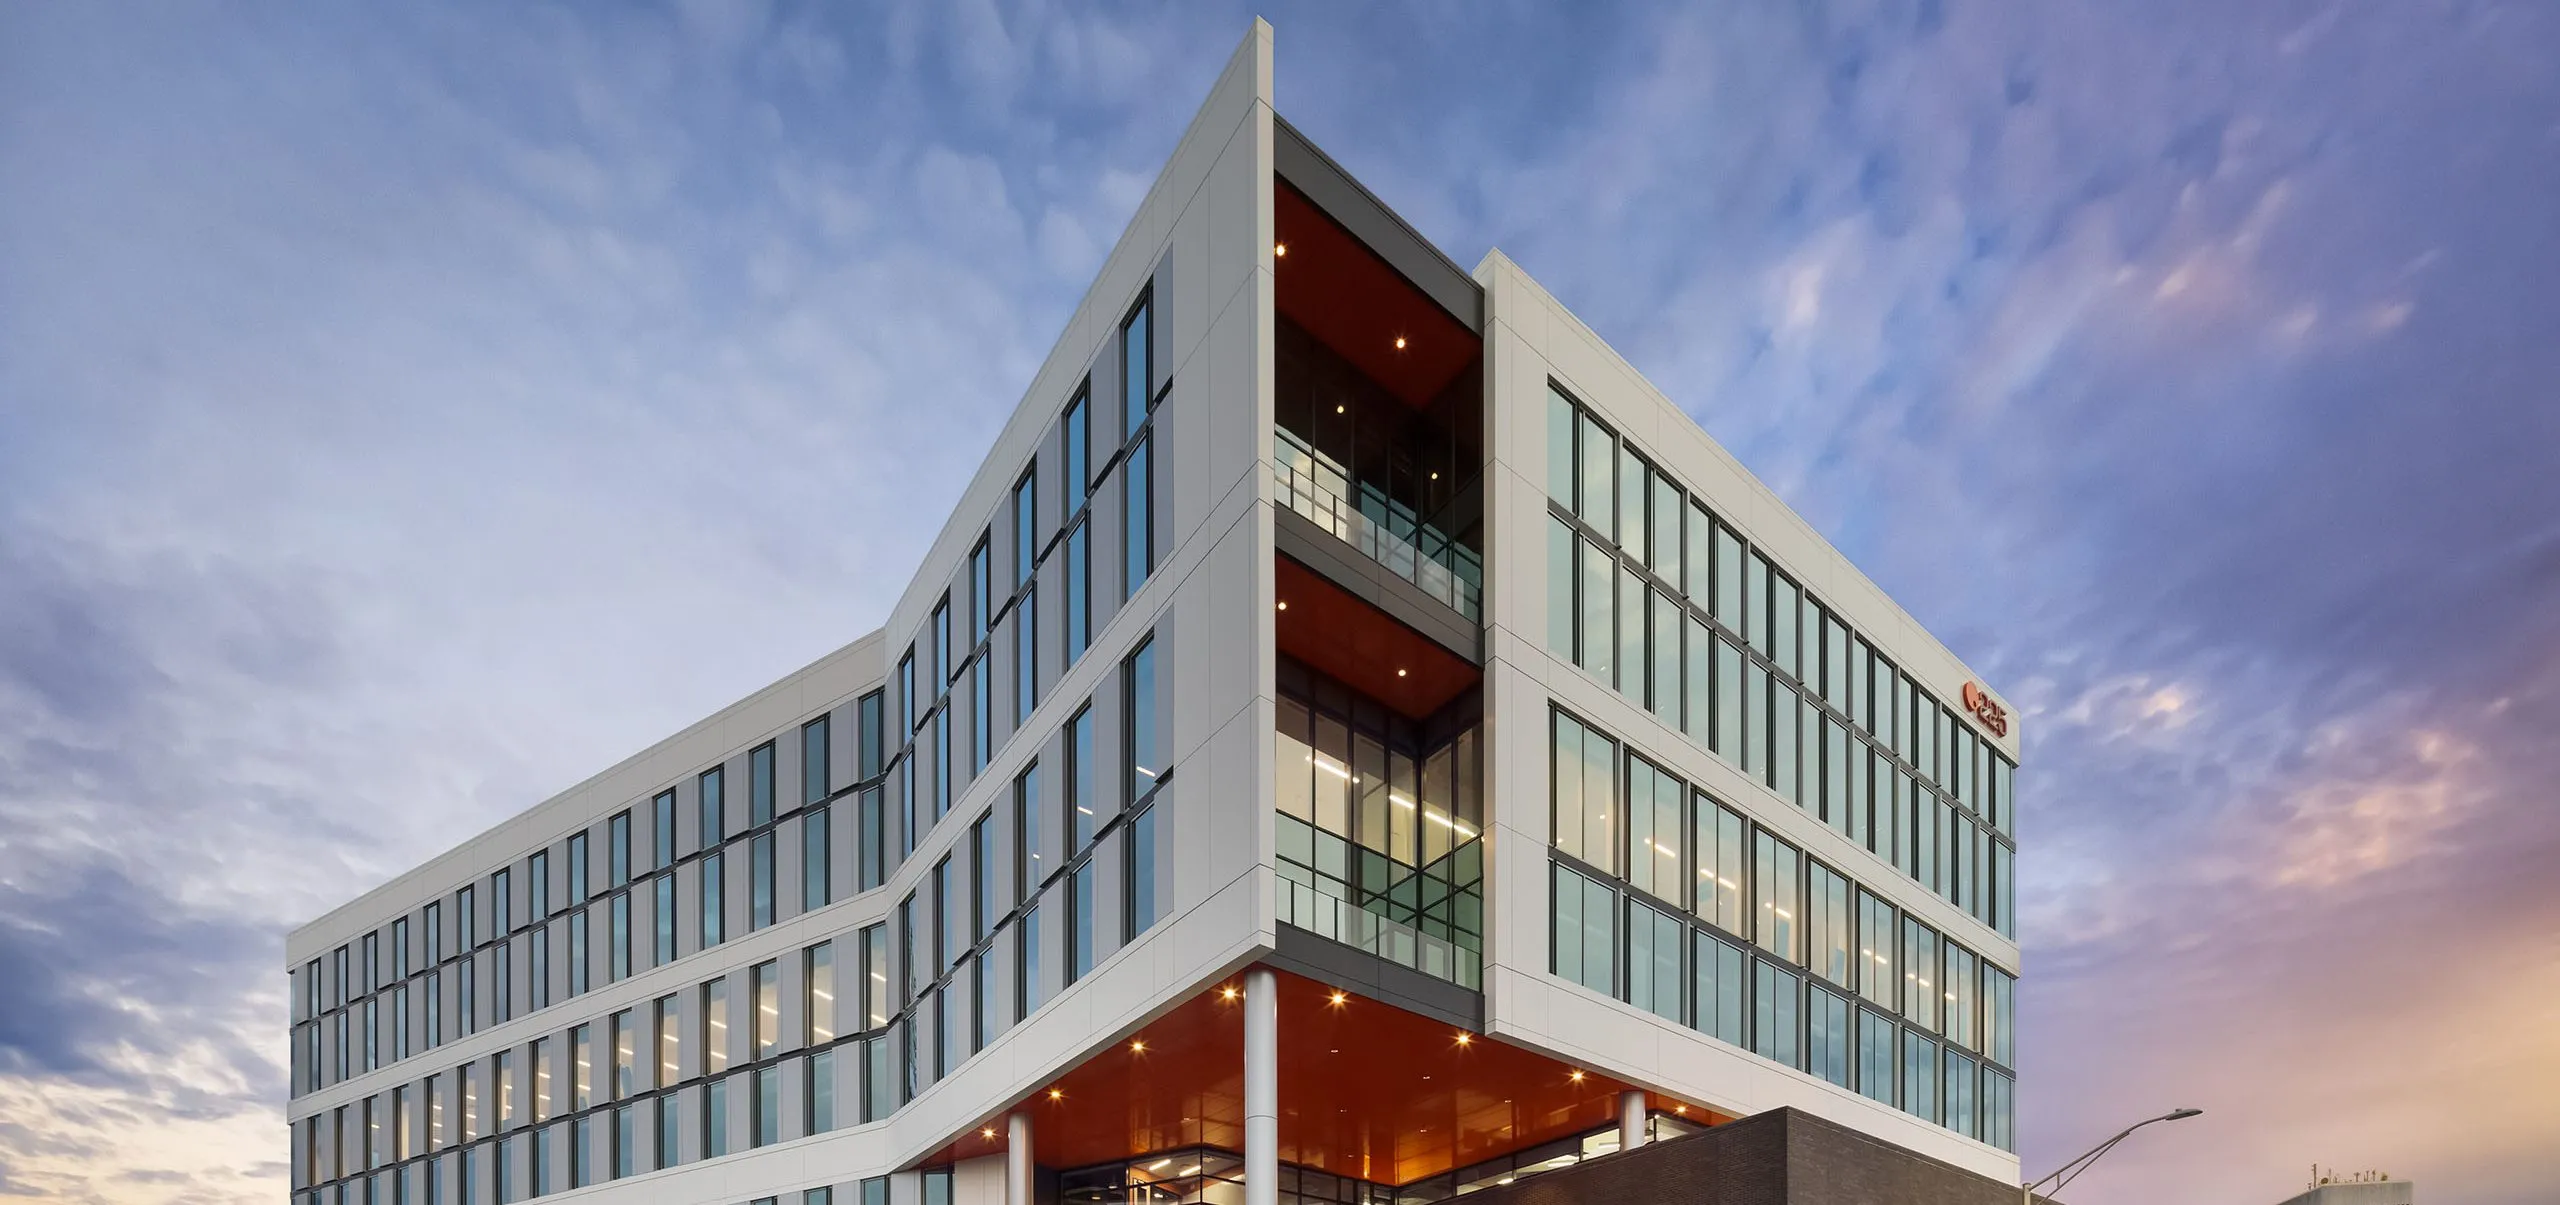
[4,2,2556,1202]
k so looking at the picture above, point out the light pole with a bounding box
[2023,1108,2202,1204]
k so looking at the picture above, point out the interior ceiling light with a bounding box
[1220,985,1239,1000]
[1328,991,1348,1006]
[1569,1069,1586,1082]
[1131,1040,1147,1053]
[1277,600,1288,611]
[982,1127,998,1139]
[1274,242,1287,257]
[1454,1032,1472,1046]
[1049,1089,1064,1100]
[1397,668,1408,677]
[1394,336,1408,350]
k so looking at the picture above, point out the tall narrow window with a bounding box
[655,994,679,1090]
[700,850,724,949]
[609,891,630,983]
[1064,388,1091,506]
[750,742,776,827]
[750,833,775,931]
[608,812,630,888]
[970,536,992,643]
[1125,805,1158,940]
[752,962,779,1059]
[804,805,832,912]
[1123,432,1153,599]
[653,791,676,870]
[1753,831,1800,964]
[700,766,726,845]
[1550,863,1615,995]
[1065,705,1095,849]
[566,835,589,905]
[1124,639,1159,801]
[807,942,836,1045]
[1806,862,1850,987]
[803,715,832,808]
[1692,793,1747,938]
[859,786,885,892]
[971,813,996,944]
[859,924,890,1032]
[703,979,731,1074]
[1064,519,1091,663]
[567,908,589,996]
[1015,764,1043,896]
[654,875,676,967]
[1549,710,1617,873]
[1067,862,1094,984]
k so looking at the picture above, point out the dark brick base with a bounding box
[1459,1109,2032,1205]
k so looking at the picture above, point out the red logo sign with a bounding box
[1961,682,2009,738]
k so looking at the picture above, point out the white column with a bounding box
[1245,968,1279,1205]
[1618,1089,1645,1152]
[1007,1112,1033,1205]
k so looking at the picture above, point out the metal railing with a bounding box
[1273,431,1482,622]
[1277,876,1482,990]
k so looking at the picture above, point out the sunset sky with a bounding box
[4,2,2557,1203]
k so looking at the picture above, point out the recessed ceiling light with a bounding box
[1335,404,1345,414]
[1397,668,1408,677]
[1277,601,1288,611]
[1132,1040,1147,1053]
[1049,1089,1065,1100]
[1274,243,1287,257]
[983,1127,998,1139]
[1394,336,1408,350]
[1220,985,1240,1001]
[1328,991,1348,1006]
[1454,1032,1471,1046]
[1569,1069,1586,1082]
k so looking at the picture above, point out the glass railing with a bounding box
[1274,428,1482,622]
[1276,812,1483,990]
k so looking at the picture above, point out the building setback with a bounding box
[285,20,2023,1205]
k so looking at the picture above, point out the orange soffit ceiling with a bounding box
[1274,181,1477,410]
[1275,556,1475,719]
[921,969,1725,1184]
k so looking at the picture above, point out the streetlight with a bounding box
[2023,1108,2202,1203]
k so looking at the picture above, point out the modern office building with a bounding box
[286,20,2021,1205]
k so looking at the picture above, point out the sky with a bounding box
[3,1,2556,1203]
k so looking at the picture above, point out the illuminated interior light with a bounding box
[1497,1179,1514,1187]
[1149,1159,1173,1172]
[1394,336,1408,350]
[1328,991,1348,1006]
[1390,793,1416,809]
[1396,667,1408,677]
[1454,1032,1472,1046]
[1049,1089,1064,1100]
[1315,758,1351,780]
[1274,243,1287,257]
[1220,985,1239,1001]
[1568,1069,1586,1082]
[983,1127,998,1139]
[1335,404,1345,414]
[1277,600,1288,611]
[1182,1167,1202,1177]
[1131,1040,1147,1053]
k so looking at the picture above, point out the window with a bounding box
[1806,986,1850,1088]
[751,961,779,1059]
[1752,959,1800,1069]
[1753,830,1800,963]
[750,833,775,931]
[1575,404,1614,540]
[1806,862,1850,987]
[804,942,835,1045]
[1015,764,1044,896]
[972,652,991,774]
[1902,1029,1939,1123]
[1018,903,1044,1019]
[567,908,588,996]
[653,791,676,870]
[1066,705,1095,848]
[1986,963,2015,1068]
[704,1076,729,1158]
[1945,1049,1979,1138]
[608,812,630,888]
[1578,537,1613,682]
[654,876,676,967]
[808,1047,836,1135]
[1550,863,1615,995]
[495,1049,515,1128]
[1944,941,1980,1052]
[1857,1008,1897,1105]
[1625,753,1682,906]
[1125,639,1160,801]
[859,786,885,892]
[1692,794,1747,937]
[655,994,680,1089]
[612,1104,635,1180]
[1901,918,1941,1032]
[1856,890,1896,1009]
[609,892,630,983]
[1067,863,1095,984]
[703,980,731,1073]
[1065,522,1091,662]
[803,715,832,810]
[1693,932,1746,1047]
[693,847,728,952]
[1625,900,1683,1022]
[1549,711,1616,873]
[1123,432,1153,598]
[1125,805,1158,939]
[700,766,726,845]
[566,835,588,905]
[934,598,952,686]
[859,924,890,1031]
[1122,292,1152,439]
[753,1064,779,1148]
[1547,516,1576,660]
[531,1037,554,1122]
[805,805,832,912]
